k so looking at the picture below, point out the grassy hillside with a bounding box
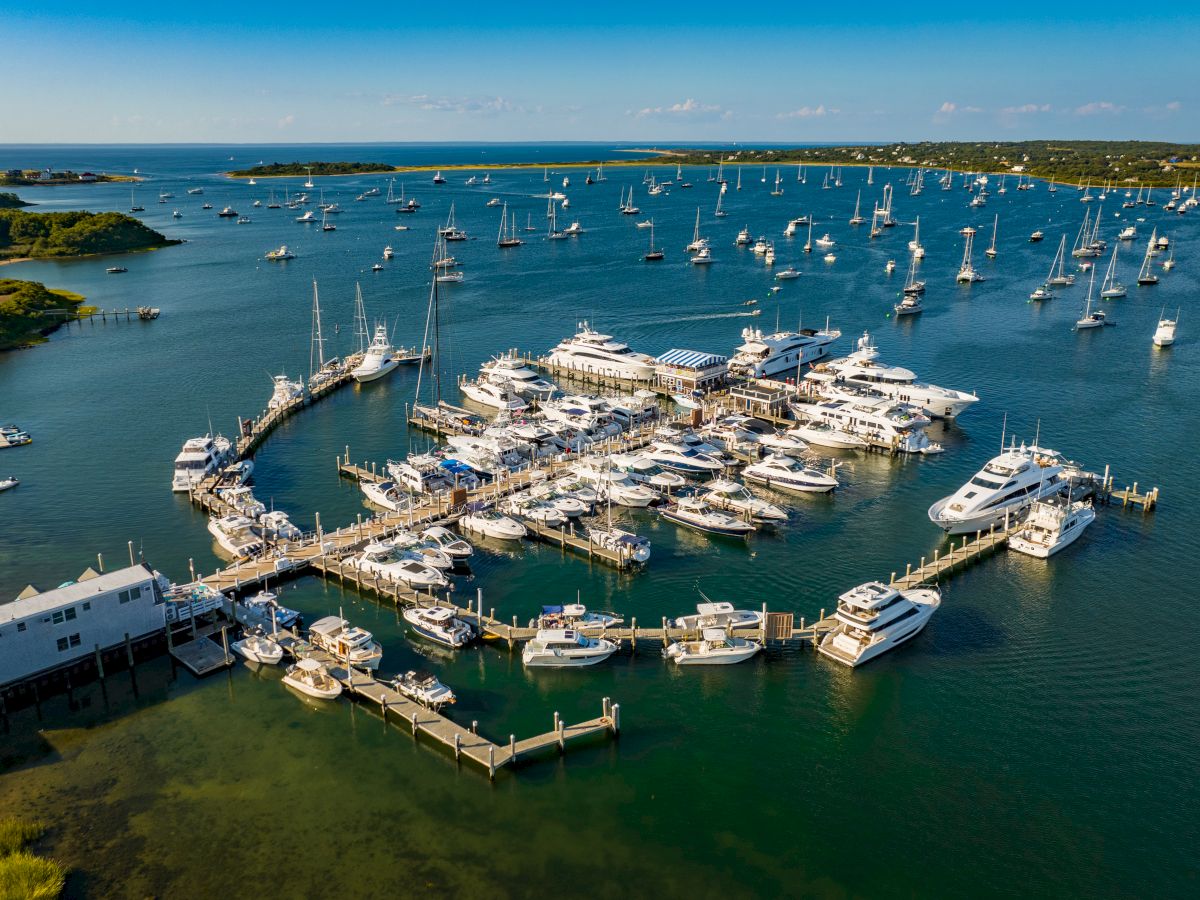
[0,209,178,260]
[0,278,88,350]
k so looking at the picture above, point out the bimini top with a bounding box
[296,658,324,673]
[656,348,728,370]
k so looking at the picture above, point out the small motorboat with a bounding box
[460,507,527,540]
[664,627,761,665]
[241,590,302,629]
[106,266,128,274]
[419,526,474,560]
[774,267,801,280]
[391,669,456,709]
[232,629,284,665]
[0,476,18,492]
[521,629,619,667]
[660,497,756,537]
[403,606,475,649]
[282,658,342,699]
[372,263,384,272]
[307,616,384,670]
[529,603,625,633]
[672,601,762,631]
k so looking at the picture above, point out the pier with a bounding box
[889,524,1017,590]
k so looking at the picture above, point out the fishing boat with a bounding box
[232,628,284,665]
[522,630,619,667]
[817,582,941,668]
[672,601,762,631]
[351,304,399,383]
[282,659,342,700]
[664,628,761,665]
[1009,497,1096,558]
[1153,310,1179,347]
[402,606,475,649]
[307,616,384,670]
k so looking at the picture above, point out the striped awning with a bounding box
[655,348,727,369]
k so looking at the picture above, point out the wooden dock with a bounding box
[519,518,643,570]
[270,633,618,778]
[1110,482,1159,512]
[169,626,234,676]
[889,524,1016,590]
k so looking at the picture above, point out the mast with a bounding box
[353,282,368,354]
[309,279,326,380]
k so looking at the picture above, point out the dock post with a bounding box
[454,733,461,761]
[557,718,565,754]
[509,734,515,758]
[761,602,768,643]
[631,617,637,653]
[220,626,230,662]
[471,720,479,736]
[488,746,496,781]
[124,632,134,668]
[94,644,105,680]
[611,703,620,736]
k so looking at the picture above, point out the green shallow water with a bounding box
[1,146,1198,898]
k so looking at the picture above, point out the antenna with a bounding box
[999,412,1007,454]
[1033,418,1041,450]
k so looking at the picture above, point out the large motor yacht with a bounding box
[172,434,234,491]
[799,397,942,455]
[478,352,557,401]
[352,323,400,383]
[727,324,841,378]
[818,581,941,667]
[459,377,529,413]
[927,442,1068,535]
[743,454,839,494]
[805,331,979,419]
[547,321,657,381]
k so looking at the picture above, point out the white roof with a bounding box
[1,563,156,624]
[696,601,734,616]
[296,658,324,672]
[421,606,455,622]
[308,616,346,636]
[702,627,729,642]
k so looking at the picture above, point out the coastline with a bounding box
[0,257,34,267]
[0,243,181,266]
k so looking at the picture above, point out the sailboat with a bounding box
[1137,231,1160,285]
[1074,269,1106,330]
[547,198,566,240]
[130,189,144,212]
[867,166,874,186]
[714,189,727,218]
[308,279,336,388]
[895,261,924,315]
[644,219,664,261]
[1047,235,1076,286]
[1099,246,1126,298]
[908,217,924,258]
[304,167,314,189]
[985,214,999,259]
[849,190,865,225]
[686,207,707,252]
[736,168,742,191]
[956,229,983,283]
[321,208,335,231]
[803,218,813,253]
[267,189,280,209]
[497,202,522,247]
[771,169,783,196]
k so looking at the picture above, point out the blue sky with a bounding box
[3,2,1196,143]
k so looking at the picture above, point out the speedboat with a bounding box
[643,441,725,477]
[606,453,688,490]
[580,525,652,563]
[727,324,841,378]
[672,601,762,631]
[572,464,660,507]
[818,581,941,667]
[207,515,263,559]
[1153,312,1178,347]
[501,496,569,528]
[928,442,1068,534]
[307,616,384,670]
[268,374,303,409]
[461,507,527,540]
[0,476,18,492]
[402,606,475,649]
[521,629,619,667]
[775,267,801,280]
[242,590,301,629]
[390,670,456,709]
[529,603,624,633]
[459,377,528,413]
[282,659,342,699]
[349,542,448,588]
[352,323,400,383]
[386,531,456,570]
[419,526,473,560]
[661,497,756,536]
[743,454,838,494]
[1009,496,1096,558]
[804,331,978,419]
[172,433,234,491]
[664,628,761,665]
[702,479,788,522]
[232,629,284,665]
[360,479,410,513]
[789,422,867,450]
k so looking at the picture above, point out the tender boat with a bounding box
[728,324,841,378]
[818,581,941,667]
[521,629,619,667]
[1009,496,1096,558]
[242,590,302,629]
[928,441,1069,535]
[743,454,838,494]
[661,497,756,536]
[402,606,475,649]
[390,670,456,709]
[461,507,527,540]
[664,627,761,665]
[672,601,762,631]
[283,659,343,699]
[232,629,284,665]
[308,616,384,670]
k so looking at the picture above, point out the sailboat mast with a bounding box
[309,279,325,379]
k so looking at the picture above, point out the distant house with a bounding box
[37,169,55,181]
[78,171,97,182]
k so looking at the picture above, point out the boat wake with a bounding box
[636,310,763,326]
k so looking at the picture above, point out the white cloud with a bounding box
[1074,101,1125,116]
[1166,100,1182,111]
[1001,103,1052,114]
[383,94,517,114]
[934,101,983,123]
[277,114,295,129]
[776,105,838,119]
[938,101,957,115]
[633,98,726,119]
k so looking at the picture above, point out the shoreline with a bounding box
[0,243,180,267]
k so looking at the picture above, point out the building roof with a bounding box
[656,348,728,370]
[1,563,156,624]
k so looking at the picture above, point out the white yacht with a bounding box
[360,479,410,513]
[571,464,660,507]
[402,606,475,649]
[349,541,448,588]
[383,531,456,570]
[1153,311,1178,347]
[232,629,284,665]
[352,323,400,383]
[928,442,1069,534]
[172,434,234,491]
[522,629,619,667]
[459,377,528,413]
[664,628,761,665]
[282,658,342,699]
[419,526,473,560]
[265,245,295,261]
[702,479,788,522]
[1009,497,1096,558]
[818,581,941,667]
[207,514,263,559]
[547,321,657,381]
[268,374,304,410]
[805,332,979,419]
[390,670,456,709]
[500,495,568,528]
[308,616,383,670]
[581,525,652,563]
[799,396,942,455]
[728,324,841,378]
[743,454,839,494]
[672,601,762,631]
[529,603,624,633]
[606,453,688,490]
[259,510,302,541]
[790,422,868,450]
[661,497,756,537]
[478,352,557,400]
[461,507,527,540]
[242,590,301,629]
[643,441,726,477]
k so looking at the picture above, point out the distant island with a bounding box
[0,192,31,209]
[1,168,134,186]
[0,209,180,261]
[641,141,1200,187]
[0,278,90,351]
[228,161,396,178]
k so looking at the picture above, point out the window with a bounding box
[17,622,25,632]
[118,590,131,604]
[130,586,142,601]
[65,607,77,621]
[69,633,81,648]
[57,637,69,652]
[82,602,91,611]
[52,610,65,624]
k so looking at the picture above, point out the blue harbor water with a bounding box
[1,144,1198,898]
